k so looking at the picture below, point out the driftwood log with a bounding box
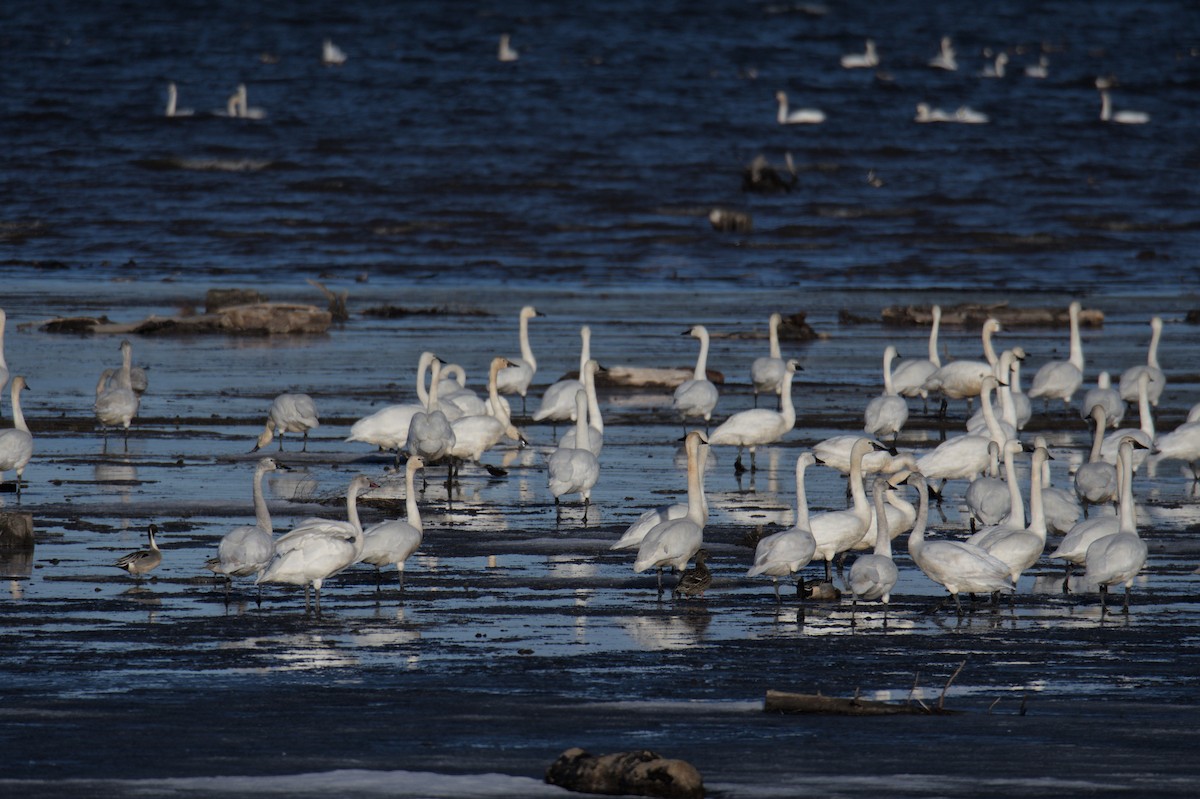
[545,747,704,799]
[36,303,331,336]
[882,303,1104,328]
[763,689,958,716]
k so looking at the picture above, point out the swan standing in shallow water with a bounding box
[904,473,1014,615]
[840,39,878,69]
[0,376,33,495]
[775,91,825,124]
[863,345,907,441]
[534,325,591,426]
[206,458,288,595]
[1096,78,1149,124]
[633,431,708,595]
[750,312,786,407]
[496,306,542,414]
[709,359,799,473]
[1119,316,1165,407]
[1028,301,1085,413]
[890,305,941,410]
[846,477,900,618]
[258,475,378,612]
[164,82,194,117]
[254,393,319,452]
[547,391,600,519]
[747,452,817,602]
[359,457,426,590]
[94,340,140,450]
[115,524,162,580]
[673,325,719,432]
[557,359,604,455]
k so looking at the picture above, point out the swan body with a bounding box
[775,90,825,124]
[254,393,319,452]
[809,438,883,581]
[747,452,817,601]
[1097,79,1149,125]
[347,352,436,454]
[750,312,786,405]
[1052,438,1139,573]
[709,359,799,472]
[633,432,708,593]
[94,340,140,446]
[890,305,941,402]
[0,376,33,491]
[840,39,878,69]
[929,36,958,71]
[1081,372,1124,428]
[208,458,287,580]
[496,306,542,405]
[322,38,347,66]
[673,325,719,427]
[904,473,1015,613]
[258,475,377,611]
[534,325,591,423]
[557,359,604,454]
[547,391,600,507]
[847,478,900,605]
[1119,316,1165,406]
[498,33,519,62]
[165,82,194,117]
[1027,301,1084,411]
[863,345,908,440]
[115,524,162,578]
[359,457,426,589]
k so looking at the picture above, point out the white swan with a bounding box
[863,346,908,441]
[547,391,600,514]
[611,437,710,552]
[359,457,426,590]
[673,325,719,430]
[1075,405,1119,513]
[448,357,521,471]
[633,431,708,594]
[0,376,33,495]
[1081,371,1124,428]
[1033,434,1082,534]
[1027,301,1084,413]
[928,36,958,71]
[890,305,941,408]
[972,446,1051,585]
[1100,372,1154,465]
[557,359,604,455]
[165,82,194,117]
[253,393,319,452]
[346,352,436,458]
[750,312,786,407]
[498,33,519,62]
[1118,316,1165,406]
[533,325,591,424]
[115,524,162,580]
[916,376,1008,486]
[206,458,287,588]
[1052,437,1141,590]
[775,90,825,124]
[747,452,817,602]
[94,340,140,450]
[904,472,1015,615]
[1097,78,1149,124]
[980,52,1008,78]
[809,437,883,582]
[708,359,799,473]
[840,39,878,69]
[496,305,542,412]
[257,474,377,612]
[846,477,900,611]
[322,38,347,66]
[922,317,1001,416]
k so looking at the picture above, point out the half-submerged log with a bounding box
[882,303,1104,328]
[545,747,704,799]
[764,689,958,716]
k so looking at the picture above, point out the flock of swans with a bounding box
[776,34,1149,127]
[1,299,1194,618]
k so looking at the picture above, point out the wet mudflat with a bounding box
[2,281,1200,797]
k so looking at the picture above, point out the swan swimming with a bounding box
[673,325,719,431]
[775,90,825,125]
[0,376,33,495]
[747,452,817,603]
[359,457,427,590]
[254,393,319,452]
[840,39,878,69]
[708,359,799,473]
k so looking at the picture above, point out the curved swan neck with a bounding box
[768,314,781,359]
[252,462,272,531]
[583,360,603,434]
[871,479,892,559]
[928,306,942,366]
[692,327,710,381]
[1028,449,1047,538]
[1068,302,1084,372]
[1147,318,1162,369]
[518,308,537,370]
[10,380,28,433]
[406,462,423,533]
[794,455,812,531]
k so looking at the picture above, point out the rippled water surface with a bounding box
[3,1,1200,796]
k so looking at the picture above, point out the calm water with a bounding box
[4,2,1200,797]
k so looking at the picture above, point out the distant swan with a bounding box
[165,82,194,117]
[840,39,878,69]
[322,38,347,66]
[498,33,519,62]
[1096,77,1148,124]
[928,36,958,71]
[775,91,825,125]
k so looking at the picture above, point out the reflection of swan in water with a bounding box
[165,82,194,117]
[775,91,825,124]
[321,38,347,66]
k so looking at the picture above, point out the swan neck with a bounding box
[252,463,271,531]
[10,382,28,433]
[406,466,423,533]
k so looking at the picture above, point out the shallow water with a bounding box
[4,0,1200,795]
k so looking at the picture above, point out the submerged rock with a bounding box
[545,747,705,799]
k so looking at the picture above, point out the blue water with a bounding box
[4,0,1199,291]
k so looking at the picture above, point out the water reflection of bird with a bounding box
[254,393,319,452]
[115,524,162,580]
[673,548,711,599]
